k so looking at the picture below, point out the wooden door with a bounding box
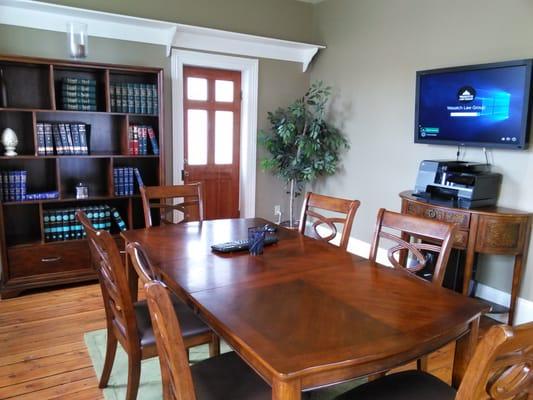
[183,66,241,220]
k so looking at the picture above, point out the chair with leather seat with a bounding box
[333,321,533,400]
[145,278,271,400]
[369,208,457,374]
[369,208,457,286]
[77,211,218,400]
[140,182,203,228]
[298,192,360,251]
[126,241,220,356]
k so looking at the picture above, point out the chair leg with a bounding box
[125,353,141,400]
[99,331,118,388]
[209,333,220,357]
[417,355,429,371]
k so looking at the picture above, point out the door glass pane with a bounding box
[215,111,233,164]
[187,109,208,165]
[187,77,207,101]
[215,80,234,102]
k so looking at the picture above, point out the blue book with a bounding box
[113,168,119,196]
[134,168,144,190]
[110,207,127,231]
[127,168,134,195]
[147,127,159,155]
[43,210,51,242]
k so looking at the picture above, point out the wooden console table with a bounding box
[400,191,532,325]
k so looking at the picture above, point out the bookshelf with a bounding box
[0,55,164,298]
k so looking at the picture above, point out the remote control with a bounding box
[211,236,278,253]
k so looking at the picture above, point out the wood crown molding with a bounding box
[0,0,324,71]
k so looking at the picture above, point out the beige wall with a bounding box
[38,0,315,43]
[310,0,533,301]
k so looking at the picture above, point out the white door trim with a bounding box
[171,49,258,218]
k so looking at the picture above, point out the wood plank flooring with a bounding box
[0,283,497,399]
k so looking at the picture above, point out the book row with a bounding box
[0,170,59,202]
[60,78,98,111]
[43,204,127,242]
[36,122,89,155]
[128,125,160,155]
[110,83,158,114]
[113,167,144,196]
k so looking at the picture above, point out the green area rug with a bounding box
[85,329,362,400]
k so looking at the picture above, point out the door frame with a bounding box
[171,49,258,218]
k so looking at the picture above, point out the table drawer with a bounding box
[8,240,92,279]
[404,202,470,230]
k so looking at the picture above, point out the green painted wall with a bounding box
[310,0,533,302]
[38,0,315,43]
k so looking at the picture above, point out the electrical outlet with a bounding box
[274,205,281,216]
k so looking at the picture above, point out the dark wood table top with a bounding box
[122,217,489,398]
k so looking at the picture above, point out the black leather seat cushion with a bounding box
[334,370,456,400]
[191,351,271,400]
[134,296,211,347]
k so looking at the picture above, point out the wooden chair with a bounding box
[126,241,220,356]
[140,182,203,228]
[77,211,217,400]
[369,208,457,373]
[298,192,360,250]
[333,321,533,400]
[144,279,271,400]
[369,208,457,286]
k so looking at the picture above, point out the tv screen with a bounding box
[415,59,533,149]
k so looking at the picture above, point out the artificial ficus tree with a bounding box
[260,81,349,226]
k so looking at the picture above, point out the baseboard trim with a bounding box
[474,283,533,324]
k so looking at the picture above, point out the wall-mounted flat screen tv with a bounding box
[415,59,533,149]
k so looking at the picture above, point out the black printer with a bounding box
[413,160,502,209]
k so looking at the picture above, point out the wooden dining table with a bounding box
[121,217,489,400]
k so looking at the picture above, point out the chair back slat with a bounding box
[77,211,140,349]
[126,242,161,285]
[369,208,457,286]
[145,281,197,400]
[298,192,360,250]
[457,322,533,400]
[140,183,204,228]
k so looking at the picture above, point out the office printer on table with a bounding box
[414,160,502,209]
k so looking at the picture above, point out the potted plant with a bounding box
[259,81,349,227]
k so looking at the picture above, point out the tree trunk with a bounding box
[289,178,296,227]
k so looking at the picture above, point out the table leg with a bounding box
[462,215,479,295]
[452,316,480,389]
[509,254,524,325]
[272,379,301,400]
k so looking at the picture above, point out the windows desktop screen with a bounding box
[416,64,530,147]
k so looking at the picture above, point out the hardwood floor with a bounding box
[0,283,497,399]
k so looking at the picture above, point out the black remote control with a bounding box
[211,236,278,253]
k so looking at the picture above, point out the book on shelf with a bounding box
[61,77,98,111]
[128,124,158,155]
[113,167,145,196]
[43,204,126,242]
[36,123,46,155]
[37,122,90,155]
[0,170,27,202]
[24,191,59,200]
[43,123,54,155]
[110,82,158,114]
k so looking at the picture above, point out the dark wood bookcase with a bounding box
[0,55,164,298]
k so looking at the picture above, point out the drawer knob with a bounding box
[41,256,62,263]
[426,209,437,218]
